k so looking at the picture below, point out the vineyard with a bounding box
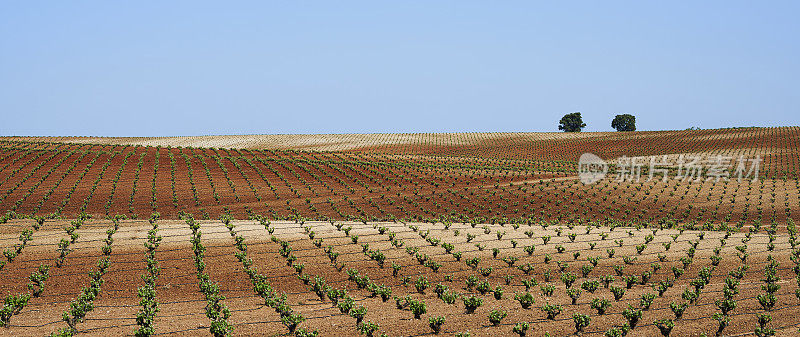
[0,128,798,224]
[1,217,799,336]
[0,127,799,336]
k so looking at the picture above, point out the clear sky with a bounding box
[1,2,798,136]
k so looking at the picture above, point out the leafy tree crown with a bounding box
[559,112,586,132]
[611,114,636,131]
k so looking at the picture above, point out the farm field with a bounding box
[1,217,799,336]
[0,127,799,225]
[0,127,799,336]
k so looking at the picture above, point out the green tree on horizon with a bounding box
[558,112,586,132]
[612,114,636,131]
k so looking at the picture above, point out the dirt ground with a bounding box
[0,137,796,226]
[4,128,797,167]
[1,129,799,335]
[1,218,799,336]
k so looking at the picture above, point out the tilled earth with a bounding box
[0,219,799,336]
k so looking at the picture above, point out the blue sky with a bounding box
[1,2,798,136]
